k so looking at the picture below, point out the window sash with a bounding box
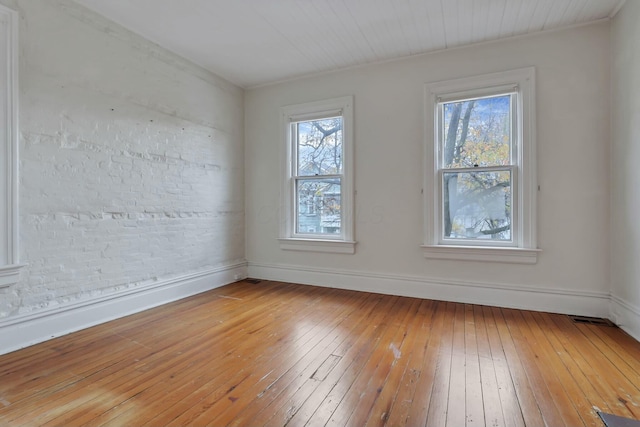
[290,115,345,239]
[436,92,518,169]
[291,118,343,178]
[294,176,343,238]
[434,91,519,247]
[436,85,517,104]
[287,109,343,124]
[438,166,517,246]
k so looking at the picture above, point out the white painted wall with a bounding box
[246,23,611,316]
[611,0,640,339]
[0,0,244,332]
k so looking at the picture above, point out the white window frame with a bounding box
[422,68,540,264]
[0,4,21,288]
[279,96,355,254]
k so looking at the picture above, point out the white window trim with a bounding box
[422,68,539,264]
[279,96,356,254]
[277,237,356,254]
[0,4,22,289]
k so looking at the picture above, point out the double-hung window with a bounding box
[279,96,355,254]
[423,68,539,263]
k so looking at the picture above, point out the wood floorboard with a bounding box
[404,300,446,427]
[464,304,484,427]
[346,298,422,427]
[201,289,366,426]
[308,295,407,427]
[489,307,546,427]
[544,312,637,420]
[425,301,456,427]
[381,299,438,427]
[473,305,505,427]
[521,311,599,427]
[502,308,570,426]
[363,299,431,427]
[517,310,592,426]
[239,292,376,427]
[111,282,315,426]
[552,315,640,419]
[152,287,353,426]
[21,284,308,426]
[283,294,398,427]
[533,312,615,416]
[446,303,468,427]
[480,305,525,427]
[1,280,640,426]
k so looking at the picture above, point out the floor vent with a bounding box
[568,315,615,327]
[245,278,262,284]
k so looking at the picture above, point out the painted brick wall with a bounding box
[0,0,244,317]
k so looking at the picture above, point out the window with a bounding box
[0,4,21,288]
[423,68,539,263]
[279,96,355,254]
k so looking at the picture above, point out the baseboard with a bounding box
[610,295,640,342]
[248,262,610,318]
[0,261,247,355]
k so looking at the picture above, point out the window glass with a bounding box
[442,94,511,169]
[296,178,341,235]
[442,170,512,241]
[296,118,343,176]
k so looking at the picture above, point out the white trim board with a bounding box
[610,295,640,342]
[248,262,610,318]
[0,262,247,356]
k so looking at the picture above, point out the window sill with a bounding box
[421,245,540,264]
[0,264,24,288]
[279,238,356,254]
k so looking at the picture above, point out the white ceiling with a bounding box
[73,0,625,88]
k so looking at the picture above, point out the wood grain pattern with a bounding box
[1,280,639,426]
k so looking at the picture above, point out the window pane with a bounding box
[296,178,341,235]
[296,117,343,176]
[442,94,511,169]
[442,170,511,241]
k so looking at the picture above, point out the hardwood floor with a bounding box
[1,280,639,426]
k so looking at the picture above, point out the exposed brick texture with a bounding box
[0,0,244,318]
